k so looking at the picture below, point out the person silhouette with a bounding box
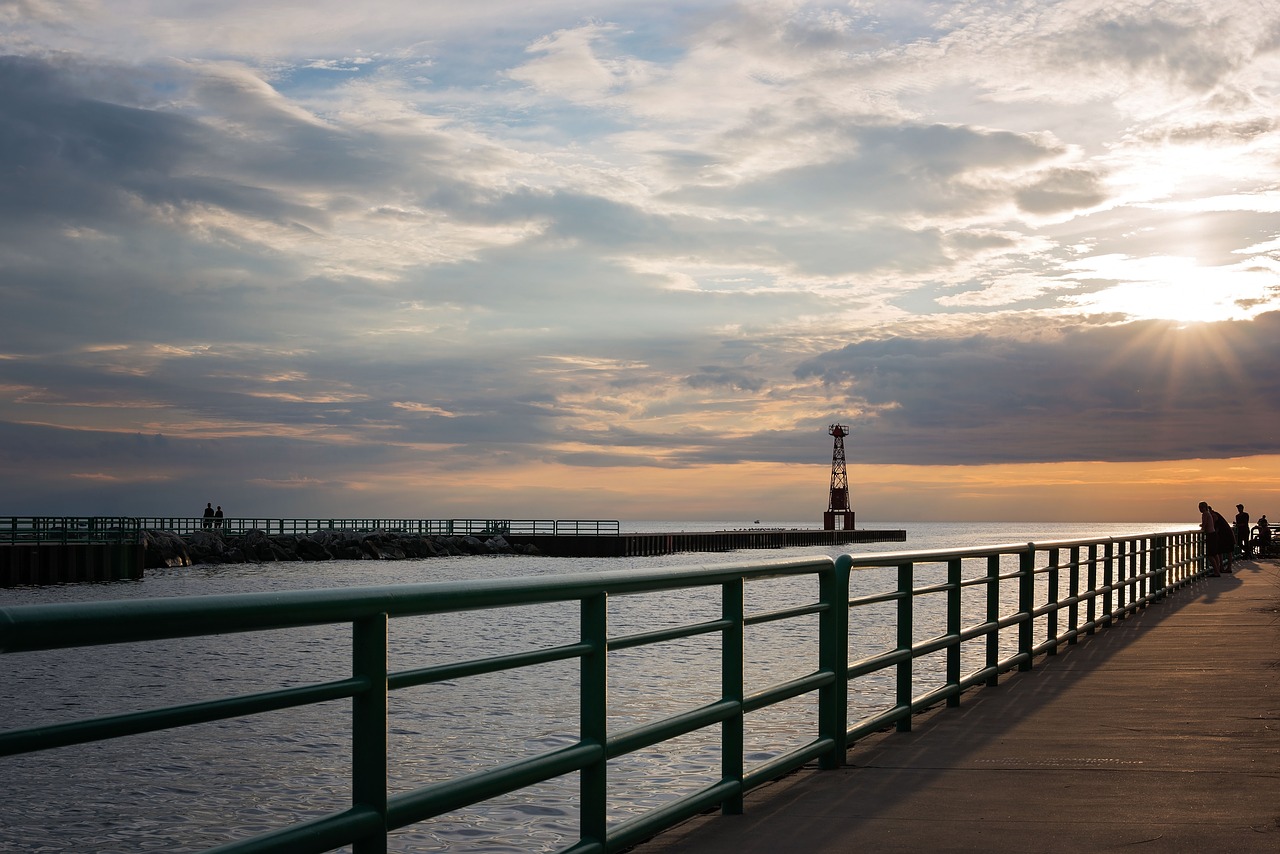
[1198,501,1222,576]
[1234,504,1250,557]
[202,502,215,529]
[1209,505,1235,573]
[214,505,224,529]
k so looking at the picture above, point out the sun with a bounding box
[1061,254,1279,323]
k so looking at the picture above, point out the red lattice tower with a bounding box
[823,424,855,531]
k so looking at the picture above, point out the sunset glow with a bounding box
[1064,256,1274,323]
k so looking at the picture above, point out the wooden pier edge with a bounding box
[507,528,907,557]
[0,543,145,587]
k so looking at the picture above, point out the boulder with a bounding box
[295,537,332,561]
[141,529,191,568]
[485,536,515,554]
[161,525,544,566]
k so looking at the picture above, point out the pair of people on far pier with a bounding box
[202,503,225,529]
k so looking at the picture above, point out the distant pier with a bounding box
[0,517,144,586]
[0,542,144,586]
[1,517,907,585]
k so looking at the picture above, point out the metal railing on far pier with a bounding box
[132,517,623,537]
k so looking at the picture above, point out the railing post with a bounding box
[1153,535,1168,599]
[721,578,745,811]
[1115,539,1128,620]
[1068,546,1081,644]
[946,558,962,705]
[985,554,1000,686]
[580,593,609,848]
[1138,537,1150,605]
[1102,541,1115,629]
[1126,538,1136,605]
[896,562,913,731]
[1086,544,1098,635]
[822,557,851,766]
[352,613,388,854]
[1046,547,1059,655]
[1017,547,1034,671]
[1135,538,1144,603]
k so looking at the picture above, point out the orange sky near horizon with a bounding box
[381,455,1280,524]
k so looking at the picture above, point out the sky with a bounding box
[2,0,1280,524]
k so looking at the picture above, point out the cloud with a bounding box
[508,23,659,101]
[796,311,1280,465]
[683,366,764,391]
[0,56,205,223]
[3,2,1280,520]
[1015,167,1108,215]
[1048,9,1247,93]
[674,121,1070,218]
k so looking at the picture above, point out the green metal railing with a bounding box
[0,529,1205,853]
[0,516,142,545]
[0,517,624,542]
[130,517,622,537]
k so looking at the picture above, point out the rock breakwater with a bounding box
[141,528,540,569]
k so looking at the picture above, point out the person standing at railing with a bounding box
[1209,505,1235,573]
[1200,502,1224,577]
[1234,504,1250,557]
[214,506,224,529]
[202,503,215,529]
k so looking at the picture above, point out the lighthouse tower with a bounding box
[823,424,855,531]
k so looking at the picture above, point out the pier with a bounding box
[4,528,1268,852]
[633,556,1280,853]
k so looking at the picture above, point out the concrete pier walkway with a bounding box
[632,558,1280,853]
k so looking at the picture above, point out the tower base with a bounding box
[823,511,855,531]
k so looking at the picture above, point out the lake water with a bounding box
[0,521,1187,852]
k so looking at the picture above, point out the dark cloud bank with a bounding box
[6,313,1279,515]
[796,312,1280,465]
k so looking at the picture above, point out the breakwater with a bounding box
[1,516,906,584]
[153,526,906,565]
[141,527,537,568]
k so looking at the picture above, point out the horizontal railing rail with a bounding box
[0,517,622,541]
[0,528,1206,853]
[0,516,142,545]
[134,517,622,537]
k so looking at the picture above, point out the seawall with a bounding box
[508,527,906,556]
